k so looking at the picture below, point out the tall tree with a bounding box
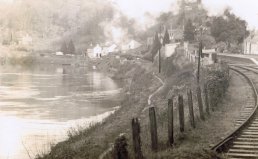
[163,29,170,46]
[210,9,249,48]
[151,32,162,61]
[184,19,195,42]
[67,40,76,54]
[60,41,68,54]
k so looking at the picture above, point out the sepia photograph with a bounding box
[0,0,257,159]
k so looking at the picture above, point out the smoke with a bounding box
[100,14,129,44]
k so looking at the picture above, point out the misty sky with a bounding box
[114,0,258,29]
[0,0,258,29]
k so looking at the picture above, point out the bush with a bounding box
[205,63,230,109]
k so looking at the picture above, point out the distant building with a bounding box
[164,43,180,57]
[168,29,184,42]
[17,32,33,46]
[93,44,102,58]
[108,44,118,53]
[121,40,142,52]
[87,43,119,58]
[244,31,258,55]
[87,44,94,58]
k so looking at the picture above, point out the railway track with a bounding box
[212,65,258,159]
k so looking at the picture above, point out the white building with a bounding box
[17,32,33,46]
[93,44,102,58]
[244,31,258,55]
[88,43,119,58]
[121,40,142,52]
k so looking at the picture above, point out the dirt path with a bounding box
[148,73,165,105]
[99,60,164,159]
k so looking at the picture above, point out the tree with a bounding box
[163,29,170,46]
[184,19,195,42]
[60,41,68,54]
[67,40,76,54]
[210,9,249,49]
[151,32,162,61]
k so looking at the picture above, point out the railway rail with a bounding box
[211,65,258,158]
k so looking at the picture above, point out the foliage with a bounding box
[201,34,216,49]
[184,19,195,42]
[163,29,170,46]
[215,42,227,53]
[67,40,76,54]
[210,9,249,47]
[150,32,161,59]
[60,41,68,54]
[205,63,230,109]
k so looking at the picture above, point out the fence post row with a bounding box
[204,84,210,115]
[187,89,195,128]
[178,95,185,133]
[131,118,144,159]
[197,86,205,120]
[149,106,158,152]
[168,98,174,146]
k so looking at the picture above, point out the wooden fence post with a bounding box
[187,89,195,128]
[168,98,174,146]
[204,84,210,115]
[113,134,129,159]
[132,118,144,159]
[178,95,185,132]
[197,86,205,120]
[149,106,158,152]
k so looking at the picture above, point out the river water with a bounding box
[0,65,121,159]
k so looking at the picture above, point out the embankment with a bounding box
[38,51,235,159]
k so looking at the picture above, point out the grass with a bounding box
[37,51,232,159]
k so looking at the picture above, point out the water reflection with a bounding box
[0,65,121,159]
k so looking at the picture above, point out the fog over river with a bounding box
[0,65,121,159]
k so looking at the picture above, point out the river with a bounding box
[0,65,121,159]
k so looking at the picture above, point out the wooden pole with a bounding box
[204,84,210,115]
[158,49,161,73]
[178,95,185,132]
[168,98,174,146]
[149,106,158,152]
[131,118,144,159]
[113,134,129,159]
[197,86,205,120]
[187,89,195,128]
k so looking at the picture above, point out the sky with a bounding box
[0,0,257,29]
[113,0,258,29]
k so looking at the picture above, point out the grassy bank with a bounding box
[37,51,234,159]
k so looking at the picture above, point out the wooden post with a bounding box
[204,84,210,115]
[132,118,144,159]
[178,95,185,132]
[168,98,174,146]
[197,86,205,120]
[187,89,195,128]
[113,134,129,159]
[149,106,158,152]
[158,49,161,73]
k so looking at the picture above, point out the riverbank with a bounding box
[37,51,238,159]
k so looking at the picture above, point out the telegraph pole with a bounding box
[158,25,162,73]
[197,30,203,84]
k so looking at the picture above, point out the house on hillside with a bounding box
[87,44,94,58]
[184,0,203,11]
[17,32,33,46]
[168,29,184,42]
[121,40,142,53]
[108,44,118,53]
[93,44,102,58]
[244,31,258,55]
